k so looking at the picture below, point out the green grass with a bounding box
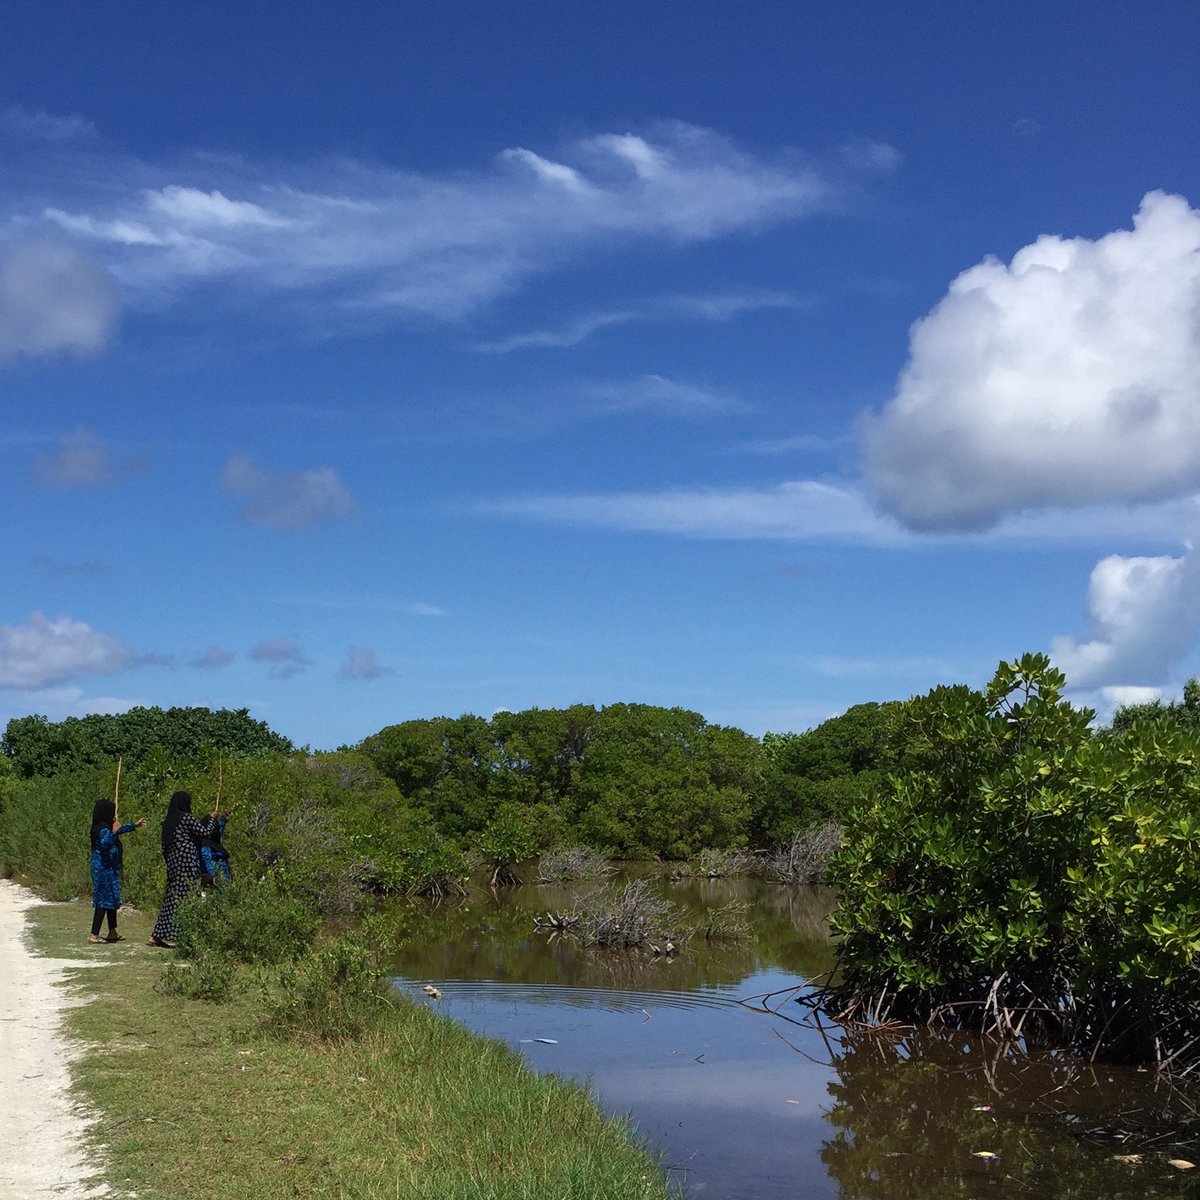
[26,900,676,1200]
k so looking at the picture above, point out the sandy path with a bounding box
[0,880,107,1199]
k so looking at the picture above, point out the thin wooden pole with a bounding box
[113,756,123,807]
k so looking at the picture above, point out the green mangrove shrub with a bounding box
[827,654,1200,1071]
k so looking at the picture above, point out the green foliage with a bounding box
[263,930,391,1041]
[174,876,318,965]
[2,706,291,777]
[1109,676,1200,735]
[373,823,470,896]
[360,702,761,859]
[753,702,901,845]
[158,951,241,1003]
[570,705,759,858]
[829,653,1200,1067]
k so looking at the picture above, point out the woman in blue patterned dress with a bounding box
[89,798,144,944]
[148,791,218,948]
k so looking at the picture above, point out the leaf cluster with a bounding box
[828,653,1200,1068]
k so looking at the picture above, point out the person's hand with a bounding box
[210,808,219,819]
[135,817,146,828]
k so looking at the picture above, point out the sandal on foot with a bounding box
[88,934,104,944]
[146,936,174,948]
[104,933,125,943]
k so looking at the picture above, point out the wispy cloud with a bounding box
[486,480,1195,547]
[220,454,357,532]
[476,289,805,353]
[30,556,111,578]
[719,433,846,457]
[807,654,958,680]
[1,105,98,142]
[584,374,744,416]
[272,594,447,617]
[2,122,889,329]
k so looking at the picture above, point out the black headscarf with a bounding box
[161,790,192,859]
[90,798,116,849]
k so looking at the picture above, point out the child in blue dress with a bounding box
[89,798,144,943]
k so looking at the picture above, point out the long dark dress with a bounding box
[91,823,136,910]
[152,812,217,942]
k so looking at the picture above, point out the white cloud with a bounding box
[0,106,97,142]
[249,638,310,679]
[30,426,118,487]
[1051,548,1200,688]
[477,289,803,352]
[220,454,357,531]
[0,238,120,360]
[0,612,132,689]
[191,645,234,669]
[585,374,742,416]
[487,479,1193,547]
[17,124,869,326]
[861,192,1200,531]
[339,647,393,682]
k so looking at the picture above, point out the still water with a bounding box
[387,874,1199,1199]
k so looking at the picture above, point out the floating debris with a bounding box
[421,984,442,1000]
[972,1104,993,1112]
[972,1151,1000,1161]
[535,1038,558,1044]
[1113,1154,1143,1165]
[1168,1159,1196,1171]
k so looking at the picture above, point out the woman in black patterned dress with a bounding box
[148,790,218,948]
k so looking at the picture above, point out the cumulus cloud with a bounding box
[0,238,120,361]
[0,612,132,689]
[249,638,310,679]
[339,647,393,681]
[191,645,234,669]
[9,124,884,327]
[220,454,357,531]
[1050,548,1200,688]
[30,426,121,487]
[861,192,1200,531]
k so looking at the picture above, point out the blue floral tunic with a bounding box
[90,823,136,910]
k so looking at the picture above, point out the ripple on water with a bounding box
[396,977,744,1013]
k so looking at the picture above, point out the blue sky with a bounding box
[3,2,1199,748]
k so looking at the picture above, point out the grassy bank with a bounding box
[26,900,675,1200]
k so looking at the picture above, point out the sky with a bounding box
[2,1,1199,749]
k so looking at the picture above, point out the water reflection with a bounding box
[386,874,1198,1199]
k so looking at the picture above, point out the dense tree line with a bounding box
[356,701,898,858]
[2,707,292,777]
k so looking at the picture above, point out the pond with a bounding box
[387,872,1199,1199]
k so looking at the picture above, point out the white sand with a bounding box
[0,880,108,1199]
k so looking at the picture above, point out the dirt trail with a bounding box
[0,880,106,1199]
